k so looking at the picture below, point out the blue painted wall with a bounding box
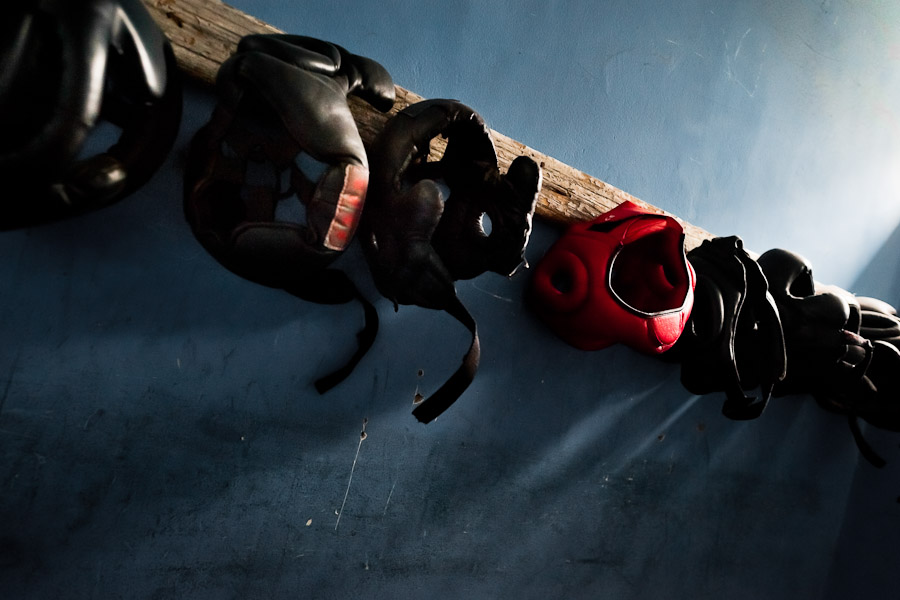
[1,1,899,598]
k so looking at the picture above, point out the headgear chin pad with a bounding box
[529,201,696,354]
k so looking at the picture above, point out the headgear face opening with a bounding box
[529,201,696,354]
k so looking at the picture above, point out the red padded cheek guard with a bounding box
[529,201,696,354]
[312,162,369,253]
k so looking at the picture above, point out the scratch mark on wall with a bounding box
[724,28,764,98]
[82,408,104,431]
[335,418,368,531]
[472,281,513,302]
[383,480,397,516]
[734,28,752,59]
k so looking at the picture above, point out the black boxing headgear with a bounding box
[361,98,541,422]
[0,0,182,228]
[184,34,395,392]
[670,236,787,420]
[757,248,900,466]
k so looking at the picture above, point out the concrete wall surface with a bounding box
[1,1,899,598]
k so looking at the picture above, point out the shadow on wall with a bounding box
[823,220,900,600]
[851,218,900,305]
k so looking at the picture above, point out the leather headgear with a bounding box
[184,34,395,392]
[529,201,696,355]
[669,236,786,420]
[757,248,900,466]
[361,98,542,423]
[858,296,900,351]
[757,248,871,398]
[0,0,182,228]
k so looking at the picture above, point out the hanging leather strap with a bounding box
[313,286,380,394]
[412,295,481,424]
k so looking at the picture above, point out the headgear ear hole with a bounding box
[479,212,493,236]
[532,250,589,313]
[551,269,574,294]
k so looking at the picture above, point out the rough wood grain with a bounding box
[142,0,713,248]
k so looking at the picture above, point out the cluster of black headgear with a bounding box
[0,0,182,228]
[667,237,900,466]
[9,13,895,446]
[1,15,543,422]
[184,36,542,422]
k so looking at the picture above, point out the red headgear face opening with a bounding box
[529,201,696,354]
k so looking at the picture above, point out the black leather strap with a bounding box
[412,295,481,424]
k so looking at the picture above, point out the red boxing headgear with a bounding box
[529,201,696,354]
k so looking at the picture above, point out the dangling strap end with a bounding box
[313,291,379,394]
[721,390,769,421]
[848,414,887,468]
[411,297,481,423]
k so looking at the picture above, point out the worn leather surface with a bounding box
[0,0,181,229]
[670,236,786,420]
[183,34,395,390]
[362,98,541,422]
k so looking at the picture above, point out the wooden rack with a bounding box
[142,0,714,249]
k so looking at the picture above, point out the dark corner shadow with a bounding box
[0,379,362,587]
[823,219,900,600]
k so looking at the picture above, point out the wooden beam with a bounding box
[142,0,713,249]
